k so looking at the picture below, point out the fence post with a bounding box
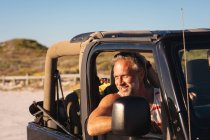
[73,77,77,85]
[26,73,29,86]
[2,76,5,85]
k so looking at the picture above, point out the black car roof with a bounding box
[70,29,210,43]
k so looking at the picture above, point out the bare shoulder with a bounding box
[99,93,120,108]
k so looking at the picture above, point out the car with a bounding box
[27,29,210,140]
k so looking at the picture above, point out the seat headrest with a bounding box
[187,59,210,87]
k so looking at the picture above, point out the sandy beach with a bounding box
[0,89,44,140]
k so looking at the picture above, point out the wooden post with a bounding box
[26,73,29,86]
[2,76,5,85]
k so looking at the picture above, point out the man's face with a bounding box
[113,59,141,96]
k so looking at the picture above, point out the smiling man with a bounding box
[87,52,162,136]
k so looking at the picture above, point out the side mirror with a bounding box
[112,96,151,136]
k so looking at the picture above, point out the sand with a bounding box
[0,89,44,140]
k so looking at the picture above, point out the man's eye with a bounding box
[123,75,128,79]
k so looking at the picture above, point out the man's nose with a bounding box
[118,77,125,85]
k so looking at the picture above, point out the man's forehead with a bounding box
[114,59,131,68]
[114,60,136,74]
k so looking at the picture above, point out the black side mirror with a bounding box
[112,96,151,136]
[29,101,43,117]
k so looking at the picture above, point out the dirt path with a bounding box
[0,89,43,140]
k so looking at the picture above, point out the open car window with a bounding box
[94,50,162,138]
[179,48,210,127]
[57,55,80,94]
[57,55,82,137]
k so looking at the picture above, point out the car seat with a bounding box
[187,59,210,118]
[65,90,82,136]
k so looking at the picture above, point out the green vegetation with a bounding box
[187,49,208,60]
[0,39,47,76]
[96,52,116,75]
[0,39,82,76]
[57,55,79,74]
[0,39,157,77]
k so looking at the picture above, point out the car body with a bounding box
[28,29,210,140]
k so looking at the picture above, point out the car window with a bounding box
[179,49,210,121]
[94,50,162,136]
[57,55,82,137]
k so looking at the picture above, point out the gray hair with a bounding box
[112,52,146,72]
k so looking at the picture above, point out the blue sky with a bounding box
[0,0,210,47]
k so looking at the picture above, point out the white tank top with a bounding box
[150,88,162,128]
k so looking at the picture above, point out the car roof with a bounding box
[70,29,210,43]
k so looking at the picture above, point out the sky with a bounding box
[0,0,210,47]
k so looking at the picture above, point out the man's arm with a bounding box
[87,94,119,136]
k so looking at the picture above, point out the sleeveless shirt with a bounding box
[150,88,162,128]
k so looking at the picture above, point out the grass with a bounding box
[0,38,179,77]
[0,39,47,76]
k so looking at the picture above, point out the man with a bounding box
[87,52,162,136]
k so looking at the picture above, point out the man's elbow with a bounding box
[87,123,96,136]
